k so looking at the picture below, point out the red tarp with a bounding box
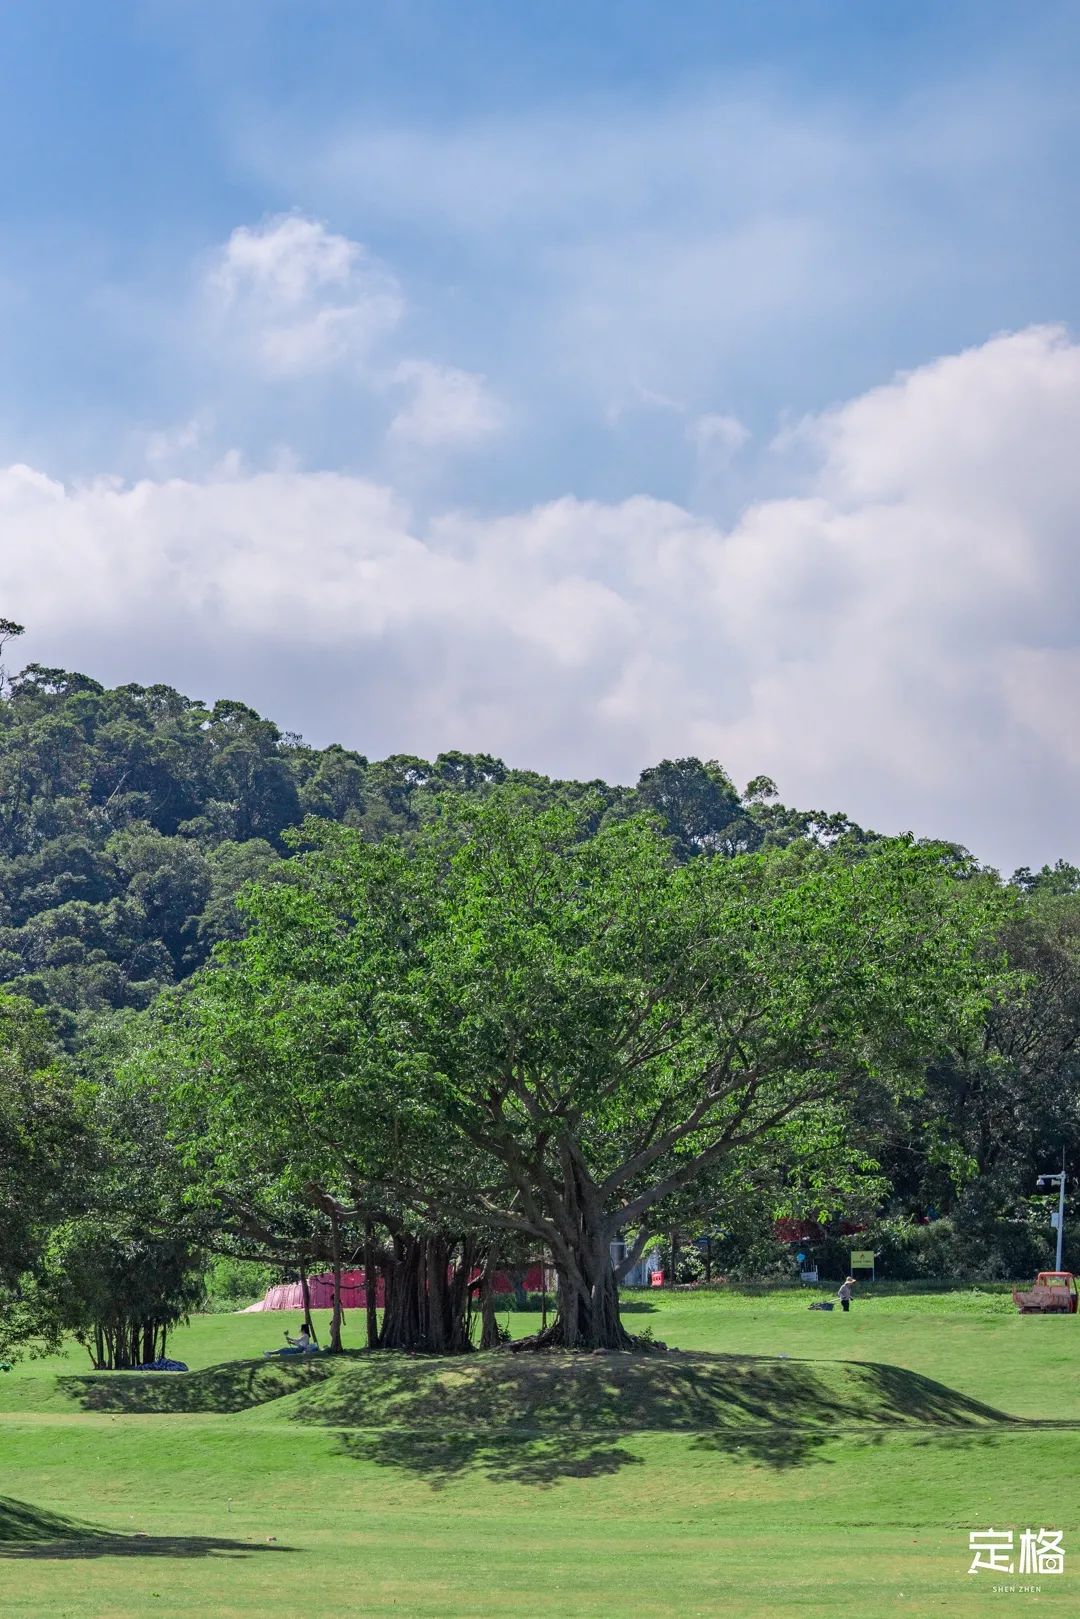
[248,1263,548,1312]
[252,1270,383,1313]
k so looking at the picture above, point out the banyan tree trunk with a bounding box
[478,1245,501,1349]
[378,1233,476,1353]
[445,1238,477,1352]
[299,1262,314,1339]
[329,1209,344,1353]
[559,1260,632,1349]
[88,1317,178,1371]
[521,1235,632,1352]
[363,1224,380,1350]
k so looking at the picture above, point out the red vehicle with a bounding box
[1012,1272,1079,1314]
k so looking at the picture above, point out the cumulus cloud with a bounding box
[3,326,1079,871]
[206,213,404,375]
[192,215,507,465]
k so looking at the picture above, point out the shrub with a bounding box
[202,1256,277,1312]
[813,1215,1057,1283]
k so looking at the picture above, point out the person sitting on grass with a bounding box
[263,1320,319,1357]
[837,1277,856,1313]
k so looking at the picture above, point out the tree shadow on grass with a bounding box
[57,1355,339,1414]
[905,1416,1080,1455]
[0,1498,295,1561]
[297,1351,1014,1486]
[51,1346,1028,1489]
[335,1427,643,1490]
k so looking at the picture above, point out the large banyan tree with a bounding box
[157,790,1008,1352]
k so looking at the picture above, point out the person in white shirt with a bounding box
[264,1320,318,1357]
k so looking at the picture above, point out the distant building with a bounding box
[610,1238,663,1287]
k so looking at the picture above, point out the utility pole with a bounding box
[1037,1150,1067,1271]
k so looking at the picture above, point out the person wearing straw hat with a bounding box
[837,1276,855,1312]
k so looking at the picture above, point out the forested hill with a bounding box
[0,659,870,1034]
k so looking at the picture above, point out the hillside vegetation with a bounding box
[0,659,854,1032]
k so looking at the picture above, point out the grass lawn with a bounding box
[1,1287,1077,1617]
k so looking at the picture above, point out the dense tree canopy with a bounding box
[157,794,1014,1347]
[0,994,87,1358]
[0,664,866,1033]
[2,649,1078,1357]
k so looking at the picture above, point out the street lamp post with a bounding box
[1036,1150,1068,1272]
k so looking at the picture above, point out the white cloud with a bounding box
[388,360,504,448]
[241,100,865,411]
[194,216,506,460]
[255,96,864,238]
[3,326,1079,872]
[690,413,750,463]
[603,383,685,428]
[142,411,214,473]
[241,74,1077,409]
[206,213,404,375]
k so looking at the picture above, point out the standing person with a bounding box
[837,1276,855,1313]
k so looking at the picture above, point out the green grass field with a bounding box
[1,1287,1077,1617]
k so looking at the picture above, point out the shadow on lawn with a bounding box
[336,1427,645,1488]
[309,1351,1011,1487]
[58,1355,338,1414]
[53,1346,1021,1490]
[0,1498,294,1561]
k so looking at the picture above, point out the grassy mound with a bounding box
[7,1345,1014,1487]
[16,1343,1009,1435]
[263,1347,1007,1433]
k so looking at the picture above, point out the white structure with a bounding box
[610,1238,663,1287]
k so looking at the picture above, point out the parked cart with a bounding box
[1012,1272,1078,1314]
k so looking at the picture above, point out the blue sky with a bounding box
[2,2,1080,869]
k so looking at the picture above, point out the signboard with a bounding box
[850,1250,875,1268]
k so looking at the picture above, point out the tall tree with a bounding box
[0,994,87,1359]
[881,887,1080,1226]
[202,794,1009,1350]
[148,861,498,1354]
